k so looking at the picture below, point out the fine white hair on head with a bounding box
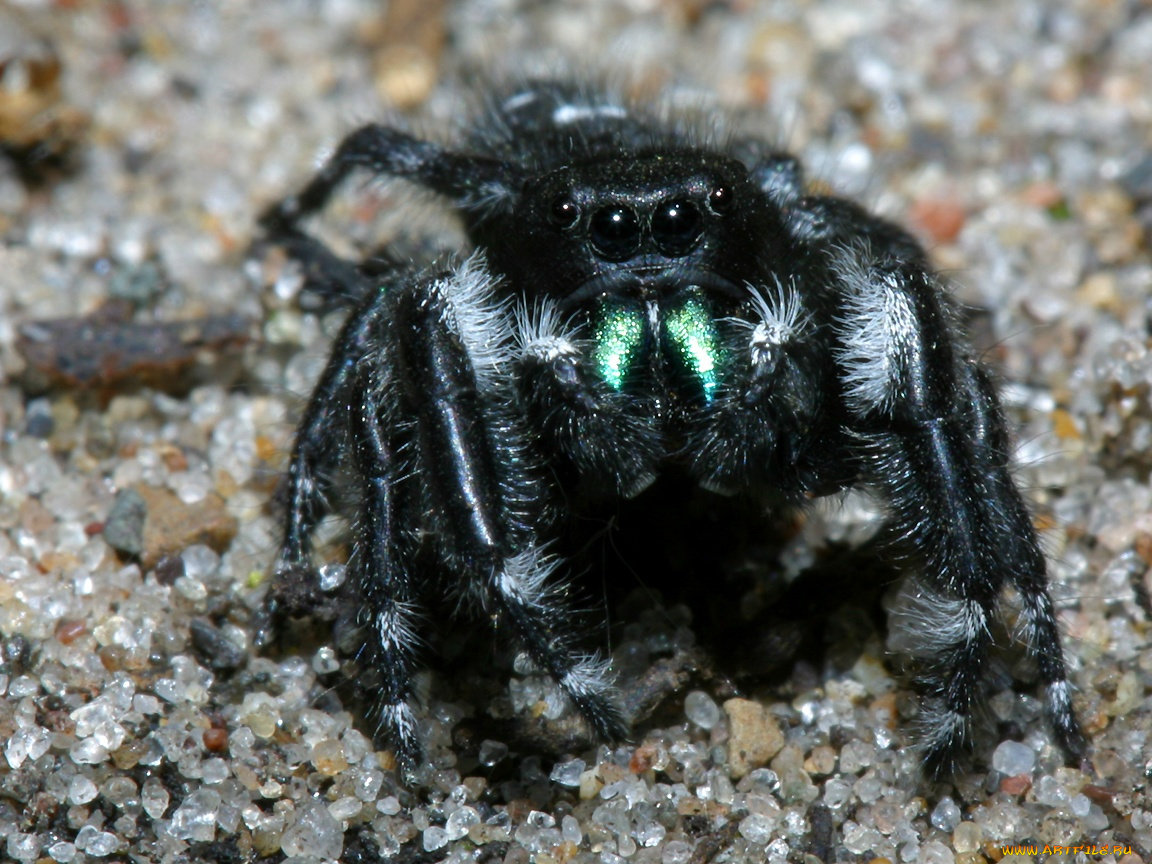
[831,244,921,416]
[438,251,514,388]
[514,297,581,362]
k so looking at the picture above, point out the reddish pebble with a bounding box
[159,445,189,472]
[1081,784,1115,804]
[56,619,87,644]
[1019,181,1065,209]
[630,744,659,773]
[910,197,967,244]
[84,521,105,536]
[203,728,229,751]
[999,774,1031,796]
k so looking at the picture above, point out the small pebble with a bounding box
[991,740,1036,777]
[684,691,721,729]
[550,758,585,787]
[930,796,962,832]
[724,698,785,779]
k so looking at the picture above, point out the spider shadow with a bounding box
[403,470,905,769]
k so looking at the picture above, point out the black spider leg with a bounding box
[259,125,520,234]
[257,123,519,636]
[967,364,1087,762]
[343,360,425,772]
[252,266,427,773]
[829,242,1084,776]
[392,264,628,749]
[269,225,379,311]
[254,287,395,651]
[259,121,515,575]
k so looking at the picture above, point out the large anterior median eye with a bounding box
[590,205,642,261]
[651,198,702,257]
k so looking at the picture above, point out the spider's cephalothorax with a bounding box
[256,82,1085,779]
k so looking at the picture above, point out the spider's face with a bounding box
[486,153,787,310]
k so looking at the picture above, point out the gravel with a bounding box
[2,0,1151,862]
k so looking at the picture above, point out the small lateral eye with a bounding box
[707,185,733,215]
[549,195,581,229]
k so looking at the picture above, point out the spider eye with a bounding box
[549,195,581,229]
[589,205,642,261]
[651,198,703,257]
[707,185,733,215]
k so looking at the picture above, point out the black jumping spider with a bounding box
[256,81,1085,779]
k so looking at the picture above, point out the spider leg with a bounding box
[255,271,428,774]
[395,258,628,743]
[731,143,804,207]
[259,124,520,233]
[829,241,1084,775]
[343,361,425,776]
[263,222,378,310]
[254,287,394,651]
[966,365,1087,762]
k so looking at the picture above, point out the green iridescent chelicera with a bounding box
[591,301,646,391]
[662,294,723,402]
[590,293,724,402]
